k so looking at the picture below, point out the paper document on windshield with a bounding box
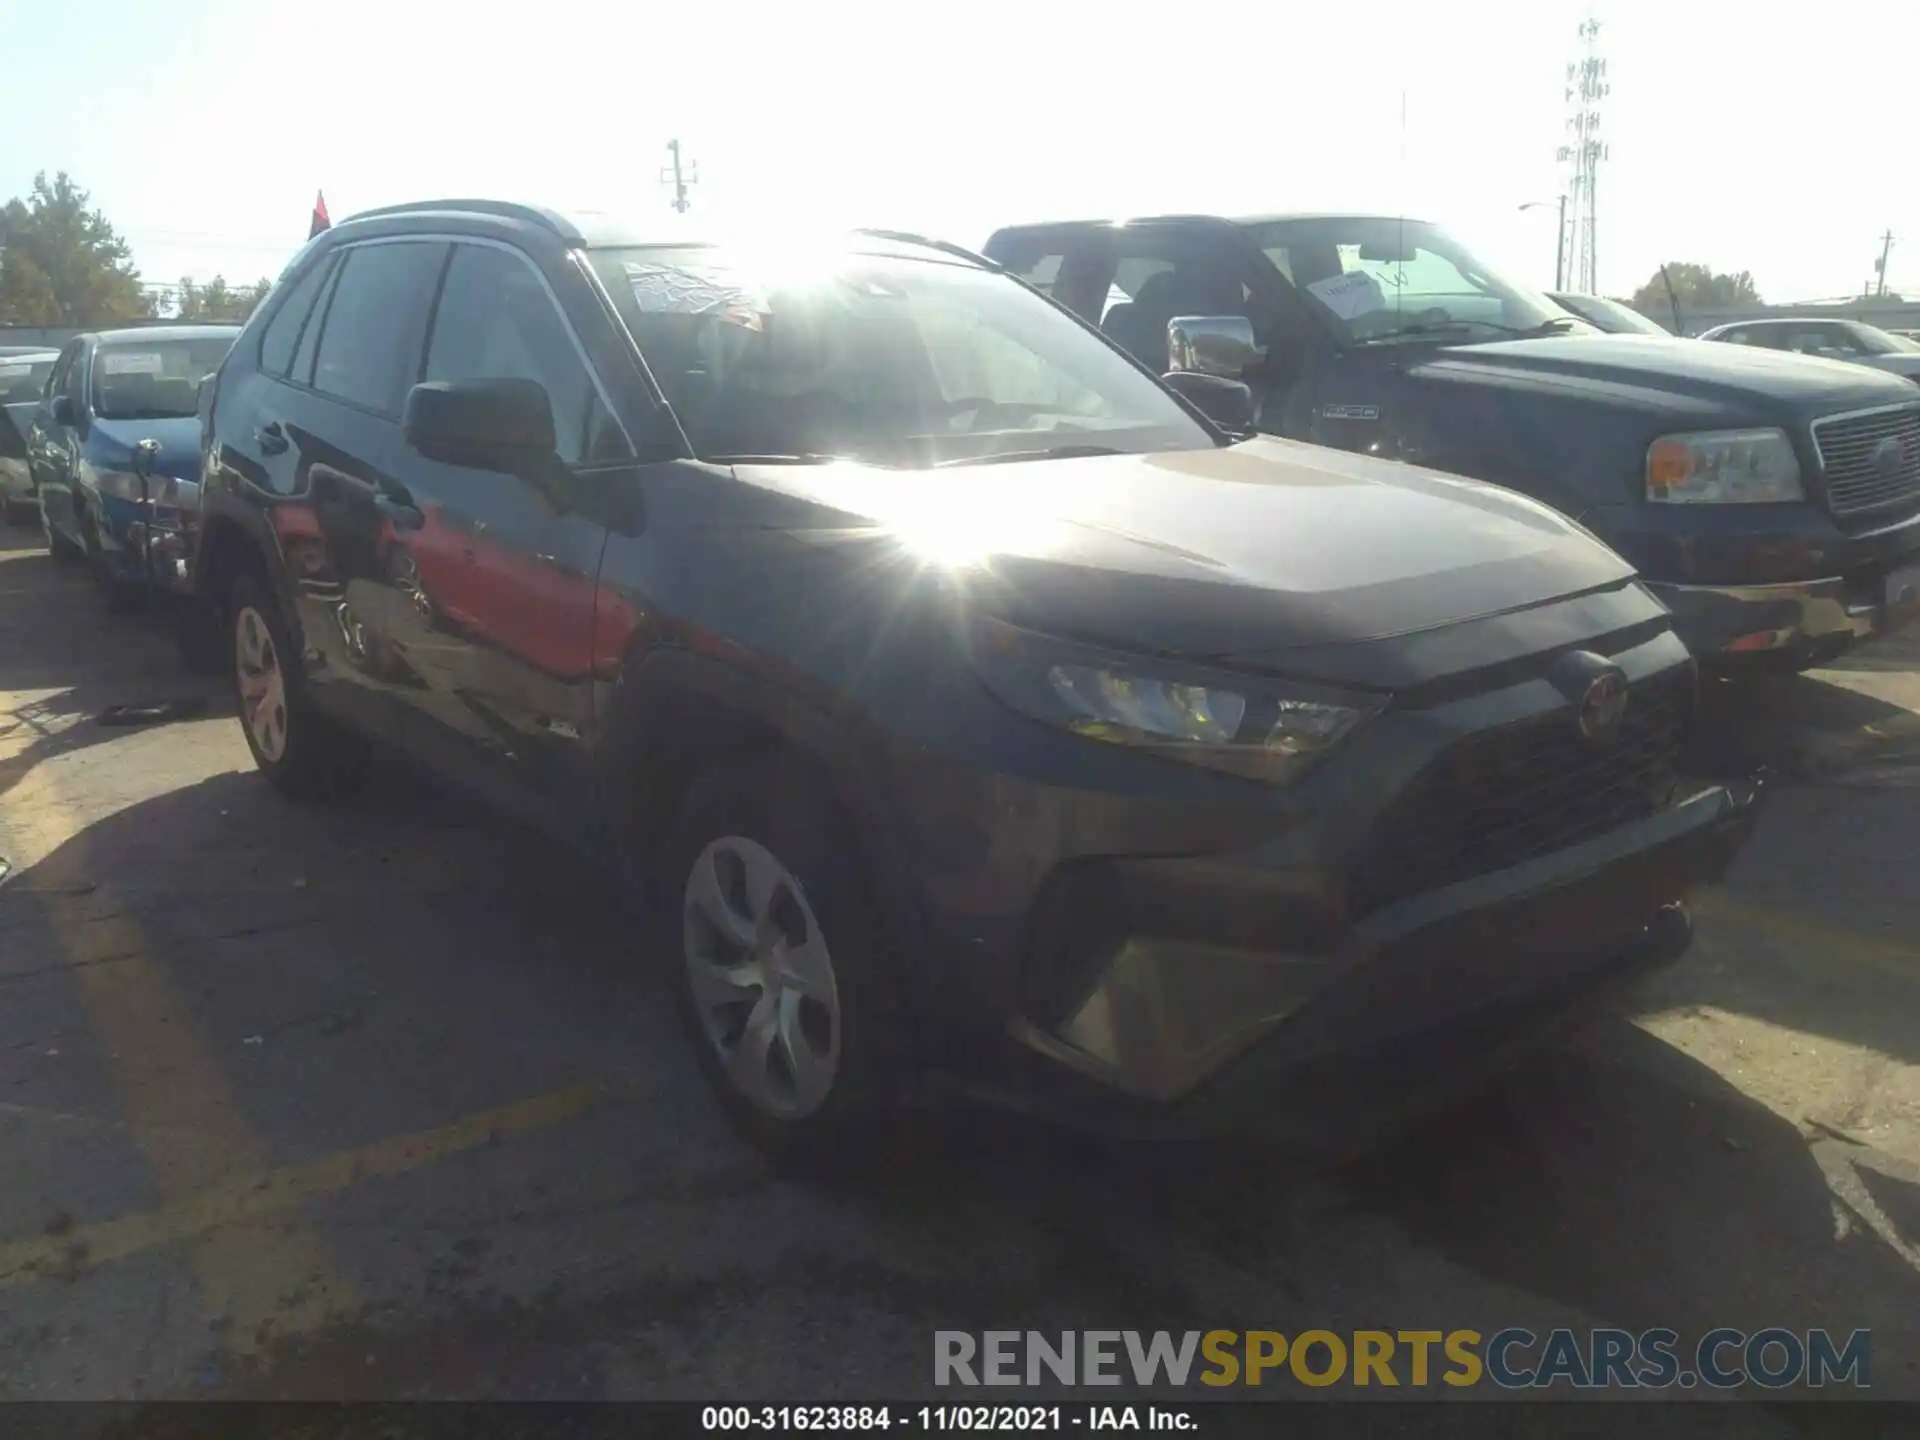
[1306,270,1388,322]
[101,352,165,375]
[625,263,766,330]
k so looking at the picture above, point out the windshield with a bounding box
[589,245,1215,468]
[1552,293,1669,336]
[1853,323,1920,355]
[1245,217,1593,346]
[90,335,236,420]
[0,356,56,406]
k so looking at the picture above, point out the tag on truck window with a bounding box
[1306,271,1388,321]
[101,352,166,375]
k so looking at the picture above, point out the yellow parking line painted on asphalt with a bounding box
[0,1082,602,1292]
[0,730,352,1353]
[1693,889,1920,984]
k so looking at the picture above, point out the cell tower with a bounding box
[1557,16,1608,295]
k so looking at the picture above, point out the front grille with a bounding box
[1352,666,1693,915]
[1811,404,1920,517]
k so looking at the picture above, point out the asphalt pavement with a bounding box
[2,519,1919,1419]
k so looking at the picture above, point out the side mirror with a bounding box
[50,395,76,426]
[403,378,556,472]
[1166,315,1264,379]
[1163,371,1257,436]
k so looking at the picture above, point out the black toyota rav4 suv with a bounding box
[190,200,1758,1155]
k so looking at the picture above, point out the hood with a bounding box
[86,416,203,484]
[1414,333,1918,414]
[1861,353,1920,380]
[738,437,1637,658]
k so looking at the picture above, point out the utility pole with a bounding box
[661,139,698,215]
[1875,230,1895,298]
[1556,15,1609,295]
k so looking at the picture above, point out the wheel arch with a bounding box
[600,645,932,981]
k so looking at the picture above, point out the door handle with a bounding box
[255,422,290,456]
[375,490,425,531]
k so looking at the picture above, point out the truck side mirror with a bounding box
[1166,315,1264,380]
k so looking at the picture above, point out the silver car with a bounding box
[0,350,59,525]
[1698,317,1920,384]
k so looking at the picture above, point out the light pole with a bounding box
[1520,197,1569,292]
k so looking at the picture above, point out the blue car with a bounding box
[30,325,240,608]
[1,349,60,525]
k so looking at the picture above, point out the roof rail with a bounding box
[852,228,1001,271]
[339,199,581,243]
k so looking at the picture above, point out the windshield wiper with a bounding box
[934,444,1125,468]
[704,453,847,465]
[1357,315,1581,345]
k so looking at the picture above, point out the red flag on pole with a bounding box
[309,191,331,240]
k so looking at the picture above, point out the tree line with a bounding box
[3,168,1799,331]
[0,171,273,327]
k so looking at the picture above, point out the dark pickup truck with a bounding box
[984,214,1920,670]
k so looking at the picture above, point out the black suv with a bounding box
[191,200,1757,1154]
[985,214,1920,671]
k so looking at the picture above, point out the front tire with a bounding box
[229,572,370,799]
[79,503,139,613]
[44,506,82,562]
[663,755,908,1162]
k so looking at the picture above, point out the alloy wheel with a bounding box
[682,836,842,1119]
[235,605,290,763]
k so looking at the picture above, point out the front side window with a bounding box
[590,245,1214,468]
[1845,323,1919,355]
[310,241,448,415]
[1247,217,1589,346]
[424,244,627,465]
[1784,325,1860,358]
[90,335,237,420]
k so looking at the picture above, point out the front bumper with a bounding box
[973,781,1758,1142]
[1649,572,1920,666]
[96,491,195,593]
[1596,499,1920,667]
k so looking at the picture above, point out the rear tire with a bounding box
[229,571,370,799]
[661,754,909,1165]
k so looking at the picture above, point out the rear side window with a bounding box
[310,241,448,415]
[258,255,336,378]
[423,244,628,464]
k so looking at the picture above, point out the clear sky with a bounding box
[6,0,1917,306]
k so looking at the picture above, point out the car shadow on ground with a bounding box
[1689,668,1920,779]
[8,764,1913,1406]
[0,536,227,807]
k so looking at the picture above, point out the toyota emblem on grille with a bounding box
[1576,672,1629,744]
[1872,435,1906,479]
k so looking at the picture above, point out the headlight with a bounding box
[1646,428,1803,503]
[965,615,1384,783]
